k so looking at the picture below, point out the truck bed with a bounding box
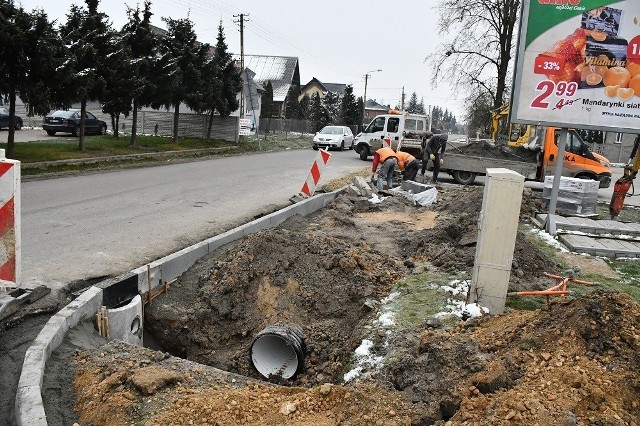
[443,152,538,179]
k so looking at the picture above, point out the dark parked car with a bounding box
[43,109,107,136]
[0,107,23,130]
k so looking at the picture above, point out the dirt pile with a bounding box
[70,184,639,425]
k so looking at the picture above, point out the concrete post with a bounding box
[469,168,524,314]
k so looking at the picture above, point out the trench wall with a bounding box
[15,190,343,426]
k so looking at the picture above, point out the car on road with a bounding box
[0,107,23,130]
[43,109,107,136]
[312,125,354,151]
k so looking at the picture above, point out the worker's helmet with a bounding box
[424,131,433,140]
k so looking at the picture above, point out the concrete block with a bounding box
[206,230,239,253]
[400,180,430,194]
[30,314,69,358]
[15,385,47,426]
[17,347,46,389]
[108,295,143,346]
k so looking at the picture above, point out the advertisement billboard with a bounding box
[511,0,640,132]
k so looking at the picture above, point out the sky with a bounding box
[16,0,464,120]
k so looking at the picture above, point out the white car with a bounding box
[312,126,354,151]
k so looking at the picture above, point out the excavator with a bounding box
[490,103,533,148]
[610,135,640,218]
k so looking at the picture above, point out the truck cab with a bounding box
[354,112,428,160]
[539,127,611,188]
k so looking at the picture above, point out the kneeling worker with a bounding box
[372,146,398,190]
[395,150,419,182]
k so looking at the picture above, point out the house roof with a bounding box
[301,78,347,96]
[365,99,389,110]
[235,55,300,103]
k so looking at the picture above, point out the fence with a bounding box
[258,118,359,137]
[16,106,239,142]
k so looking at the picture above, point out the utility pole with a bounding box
[362,69,381,126]
[233,13,249,130]
[401,87,405,111]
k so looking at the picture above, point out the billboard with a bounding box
[511,0,640,132]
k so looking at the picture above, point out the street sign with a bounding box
[511,0,640,133]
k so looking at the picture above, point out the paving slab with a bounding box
[535,214,640,237]
[558,234,640,258]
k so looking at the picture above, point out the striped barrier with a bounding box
[300,149,332,197]
[0,150,20,286]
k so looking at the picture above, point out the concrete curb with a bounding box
[14,188,344,425]
[21,146,238,170]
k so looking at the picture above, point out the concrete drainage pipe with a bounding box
[250,325,305,380]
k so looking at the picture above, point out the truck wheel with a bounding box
[453,170,477,185]
[359,146,369,161]
[574,173,596,181]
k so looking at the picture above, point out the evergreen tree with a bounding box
[1,3,67,157]
[60,0,113,150]
[198,21,241,141]
[101,32,134,137]
[309,92,329,132]
[338,85,358,126]
[356,96,364,127]
[284,84,302,119]
[121,1,158,147]
[152,16,208,144]
[299,94,310,119]
[407,92,419,113]
[260,80,273,133]
[417,97,426,114]
[322,91,340,124]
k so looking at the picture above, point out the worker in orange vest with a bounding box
[372,146,398,190]
[395,150,419,182]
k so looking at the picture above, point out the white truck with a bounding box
[353,112,429,160]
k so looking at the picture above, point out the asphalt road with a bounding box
[21,149,369,290]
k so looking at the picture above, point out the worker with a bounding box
[371,146,398,190]
[395,150,419,182]
[421,133,448,183]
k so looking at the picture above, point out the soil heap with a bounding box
[70,185,639,425]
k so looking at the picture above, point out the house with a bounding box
[235,55,300,118]
[299,77,347,100]
[364,99,390,122]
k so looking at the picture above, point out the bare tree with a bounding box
[427,0,520,111]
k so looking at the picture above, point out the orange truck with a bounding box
[433,126,611,186]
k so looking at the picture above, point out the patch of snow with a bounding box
[343,339,384,383]
[369,193,386,204]
[432,279,489,319]
[528,227,569,252]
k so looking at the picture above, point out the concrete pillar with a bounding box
[107,295,143,346]
[469,168,524,314]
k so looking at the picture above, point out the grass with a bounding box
[2,132,314,177]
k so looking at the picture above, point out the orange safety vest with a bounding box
[395,151,416,170]
[377,147,396,164]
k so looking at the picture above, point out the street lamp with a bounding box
[363,69,382,125]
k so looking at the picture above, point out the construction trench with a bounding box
[11,175,640,425]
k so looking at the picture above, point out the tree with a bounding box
[60,0,113,150]
[284,84,302,119]
[428,0,519,113]
[417,97,426,115]
[309,92,329,132]
[355,96,364,127]
[322,91,340,124]
[0,3,66,157]
[100,32,134,137]
[338,85,358,126]
[152,16,208,144]
[299,94,310,120]
[407,92,419,113]
[463,90,493,136]
[121,1,158,147]
[260,80,273,134]
[198,21,241,141]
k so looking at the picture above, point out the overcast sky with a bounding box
[17,0,464,119]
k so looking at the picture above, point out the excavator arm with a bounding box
[610,135,640,218]
[490,103,510,141]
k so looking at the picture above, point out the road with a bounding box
[21,149,369,290]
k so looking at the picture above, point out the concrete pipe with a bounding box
[250,325,305,380]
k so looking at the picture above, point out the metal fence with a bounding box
[16,106,239,142]
[258,118,359,137]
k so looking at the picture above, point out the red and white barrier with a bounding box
[383,137,392,147]
[0,150,20,286]
[300,149,332,197]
